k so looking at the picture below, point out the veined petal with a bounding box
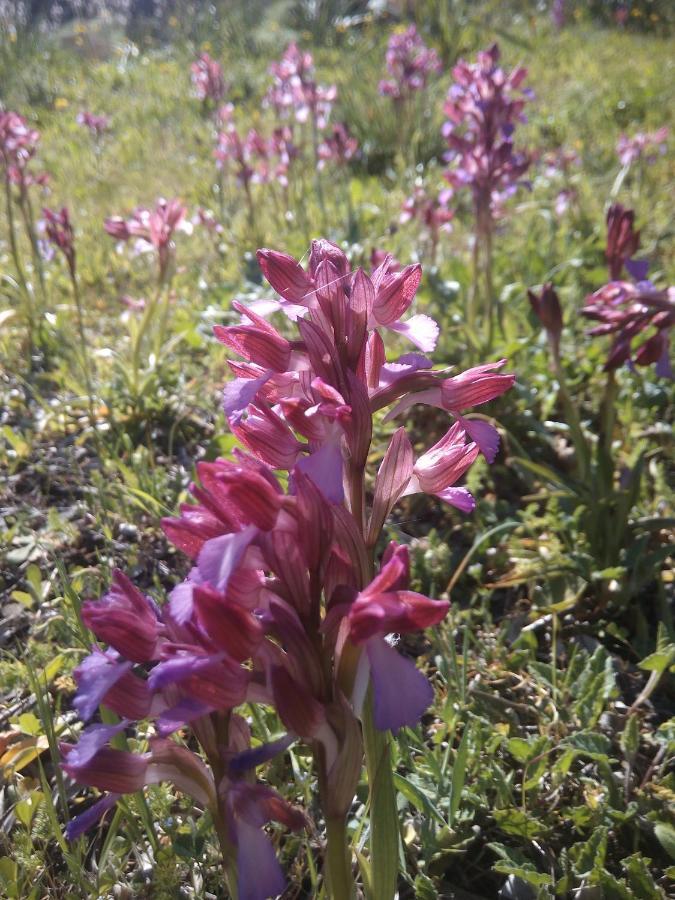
[459,416,501,463]
[387,314,439,352]
[294,441,344,503]
[197,526,258,593]
[434,486,476,512]
[367,427,414,545]
[222,373,273,424]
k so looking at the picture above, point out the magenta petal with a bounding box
[366,637,434,733]
[294,442,344,503]
[197,526,257,592]
[65,792,121,841]
[235,819,286,900]
[168,577,197,624]
[434,486,476,513]
[460,417,501,463]
[387,314,439,352]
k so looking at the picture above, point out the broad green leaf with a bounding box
[621,853,661,898]
[561,730,611,758]
[654,822,675,862]
[493,808,545,839]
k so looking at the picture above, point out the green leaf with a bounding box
[393,774,446,827]
[15,791,43,829]
[489,843,553,887]
[448,720,471,827]
[561,730,612,758]
[493,808,545,839]
[413,874,437,900]
[621,854,661,898]
[15,712,42,736]
[571,826,607,876]
[639,647,675,674]
[654,822,675,862]
[620,715,639,762]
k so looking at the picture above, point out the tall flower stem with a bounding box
[70,273,99,444]
[550,345,590,482]
[5,176,36,359]
[325,815,354,900]
[484,215,496,350]
[362,692,398,900]
[311,114,327,230]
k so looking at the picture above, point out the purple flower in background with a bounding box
[0,110,49,191]
[616,127,668,167]
[104,198,191,281]
[77,111,110,139]
[191,52,226,105]
[605,203,640,280]
[42,206,76,276]
[266,43,337,131]
[317,122,358,170]
[378,25,441,101]
[442,42,532,222]
[582,276,674,377]
[400,186,454,264]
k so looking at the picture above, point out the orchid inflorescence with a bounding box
[77,110,111,139]
[265,42,337,132]
[400,185,454,264]
[580,203,673,377]
[616,126,668,168]
[378,25,441,102]
[441,42,532,342]
[104,197,191,283]
[442,42,531,221]
[0,109,49,191]
[62,238,514,899]
[191,51,227,105]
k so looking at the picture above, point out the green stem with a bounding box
[4,176,35,357]
[551,344,590,482]
[325,816,353,900]
[362,691,398,900]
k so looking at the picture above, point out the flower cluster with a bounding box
[62,239,514,899]
[0,109,49,190]
[605,203,640,280]
[616,126,668,167]
[266,43,337,130]
[214,120,297,190]
[442,43,531,220]
[378,25,441,101]
[42,206,76,275]
[317,122,358,170]
[104,198,191,281]
[527,282,563,358]
[582,272,673,378]
[191,52,226,105]
[77,111,110,139]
